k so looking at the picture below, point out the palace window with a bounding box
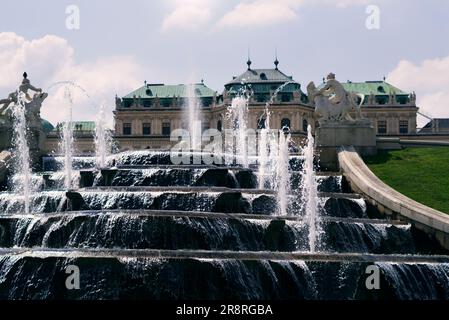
[123,123,132,135]
[256,94,266,103]
[376,97,388,105]
[398,97,408,105]
[302,119,308,132]
[162,100,171,108]
[281,93,292,102]
[257,118,266,129]
[217,120,222,132]
[203,98,211,107]
[281,118,291,130]
[377,120,387,134]
[399,120,409,134]
[143,100,152,108]
[162,122,171,136]
[142,123,151,135]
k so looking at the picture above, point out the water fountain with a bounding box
[257,81,295,189]
[228,96,249,167]
[95,103,112,168]
[0,75,448,299]
[257,126,268,189]
[186,84,202,151]
[60,86,75,189]
[276,130,291,216]
[302,125,320,252]
[11,91,32,214]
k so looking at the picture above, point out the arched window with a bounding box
[217,120,222,132]
[302,119,308,132]
[281,118,291,130]
[257,118,266,129]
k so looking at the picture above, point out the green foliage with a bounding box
[364,148,449,214]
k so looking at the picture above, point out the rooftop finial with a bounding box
[274,48,279,70]
[247,46,252,70]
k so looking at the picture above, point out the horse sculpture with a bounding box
[307,75,365,123]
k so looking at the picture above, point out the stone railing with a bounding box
[338,145,449,250]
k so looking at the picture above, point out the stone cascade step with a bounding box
[24,168,343,194]
[0,187,367,219]
[1,152,446,300]
[1,249,449,299]
[0,210,419,254]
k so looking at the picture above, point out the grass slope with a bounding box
[364,147,449,214]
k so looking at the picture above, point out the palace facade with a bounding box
[112,59,418,151]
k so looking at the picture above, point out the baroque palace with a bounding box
[46,59,421,153]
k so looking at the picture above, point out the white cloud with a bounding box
[162,0,213,31]
[0,32,143,126]
[217,0,300,28]
[216,0,371,28]
[388,56,449,126]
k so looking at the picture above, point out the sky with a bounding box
[0,0,448,127]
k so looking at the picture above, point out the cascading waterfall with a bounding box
[228,96,249,168]
[276,130,291,216]
[302,125,321,252]
[186,84,202,151]
[11,91,32,214]
[95,103,112,168]
[61,86,74,189]
[258,127,268,189]
[258,81,295,190]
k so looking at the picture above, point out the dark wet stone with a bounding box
[251,195,277,215]
[322,197,367,218]
[213,192,252,214]
[194,169,238,188]
[234,170,257,189]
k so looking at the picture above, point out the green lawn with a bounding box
[364,147,449,214]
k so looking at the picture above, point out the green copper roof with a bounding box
[41,119,54,133]
[226,68,295,86]
[123,83,217,99]
[341,81,408,96]
[53,121,96,132]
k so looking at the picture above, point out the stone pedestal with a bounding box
[315,121,377,171]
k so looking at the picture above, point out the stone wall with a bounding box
[338,146,449,250]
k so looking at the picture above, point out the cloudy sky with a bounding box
[0,0,448,127]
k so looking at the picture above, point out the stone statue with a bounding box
[0,73,48,162]
[410,91,416,104]
[115,95,123,108]
[307,73,365,124]
[0,72,42,115]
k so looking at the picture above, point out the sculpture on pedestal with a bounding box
[310,73,377,171]
[0,73,48,158]
[307,73,366,124]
